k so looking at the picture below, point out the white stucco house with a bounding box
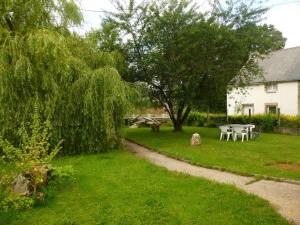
[227,46,300,116]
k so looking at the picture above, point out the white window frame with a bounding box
[265,83,278,93]
[265,103,278,114]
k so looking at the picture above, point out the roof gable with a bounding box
[253,46,300,83]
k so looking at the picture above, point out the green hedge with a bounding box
[186,112,300,132]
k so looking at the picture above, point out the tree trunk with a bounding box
[173,119,183,132]
[170,106,191,132]
[163,102,191,132]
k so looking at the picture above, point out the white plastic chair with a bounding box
[233,126,248,142]
[247,124,255,139]
[219,126,233,141]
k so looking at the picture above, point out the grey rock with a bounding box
[12,174,31,196]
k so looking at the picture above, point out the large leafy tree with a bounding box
[0,0,131,154]
[195,0,286,113]
[106,0,285,131]
[0,0,82,33]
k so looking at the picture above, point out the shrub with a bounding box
[280,115,300,128]
[204,120,217,128]
[258,114,275,132]
[0,104,62,174]
[186,112,227,127]
[186,112,300,132]
[0,195,34,212]
[0,105,71,212]
[186,112,206,126]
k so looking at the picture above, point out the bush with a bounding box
[204,120,217,128]
[0,104,62,174]
[0,195,34,212]
[186,112,227,127]
[186,112,300,132]
[280,115,300,128]
[261,114,277,132]
[0,106,72,212]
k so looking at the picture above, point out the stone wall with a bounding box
[274,127,300,136]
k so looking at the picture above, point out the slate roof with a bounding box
[252,46,300,84]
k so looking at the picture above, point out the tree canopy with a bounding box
[0,0,132,154]
[0,0,82,34]
[104,0,286,131]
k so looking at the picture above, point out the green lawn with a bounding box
[1,150,290,225]
[125,127,300,181]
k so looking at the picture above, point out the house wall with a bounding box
[227,81,299,116]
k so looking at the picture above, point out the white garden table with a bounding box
[222,124,255,140]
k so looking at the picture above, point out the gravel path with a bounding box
[126,140,300,225]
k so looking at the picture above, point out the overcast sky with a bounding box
[74,0,300,49]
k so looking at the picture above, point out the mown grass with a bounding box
[0,150,290,225]
[125,127,300,181]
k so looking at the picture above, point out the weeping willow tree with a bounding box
[0,0,132,154]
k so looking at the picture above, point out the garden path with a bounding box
[126,140,300,225]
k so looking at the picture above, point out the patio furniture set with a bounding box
[219,124,256,142]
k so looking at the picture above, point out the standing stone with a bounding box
[191,133,201,146]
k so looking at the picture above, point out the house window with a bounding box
[265,83,278,93]
[265,104,278,114]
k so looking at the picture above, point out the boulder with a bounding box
[12,174,31,196]
[12,165,49,196]
[191,133,201,146]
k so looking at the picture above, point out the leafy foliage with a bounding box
[106,0,286,131]
[0,0,82,34]
[186,112,300,132]
[0,1,132,154]
[0,107,61,212]
[0,103,62,172]
[0,195,34,212]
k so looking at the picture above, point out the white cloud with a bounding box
[265,2,300,48]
